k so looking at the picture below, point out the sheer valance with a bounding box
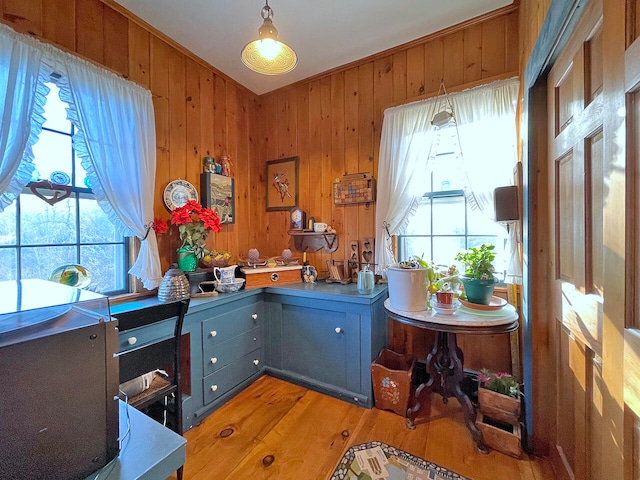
[0,23,162,289]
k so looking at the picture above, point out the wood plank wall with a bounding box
[255,6,519,370]
[0,0,257,271]
[2,0,522,373]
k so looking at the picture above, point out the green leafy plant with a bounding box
[478,368,521,399]
[454,244,496,280]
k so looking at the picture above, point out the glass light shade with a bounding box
[241,38,297,75]
[241,3,297,75]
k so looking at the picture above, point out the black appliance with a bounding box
[0,279,119,480]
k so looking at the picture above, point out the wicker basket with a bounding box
[371,349,416,417]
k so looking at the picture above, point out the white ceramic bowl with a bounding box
[214,278,245,293]
[313,222,327,233]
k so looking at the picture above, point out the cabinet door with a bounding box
[280,304,358,390]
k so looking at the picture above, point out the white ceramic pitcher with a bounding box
[213,265,237,284]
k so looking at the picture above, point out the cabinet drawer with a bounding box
[203,350,262,404]
[117,318,174,354]
[203,327,262,376]
[202,303,261,346]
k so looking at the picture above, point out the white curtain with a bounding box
[375,78,521,282]
[0,23,48,212]
[0,25,162,289]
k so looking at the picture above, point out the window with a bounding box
[0,82,129,294]
[397,126,509,280]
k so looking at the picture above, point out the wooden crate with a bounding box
[240,265,302,289]
[476,412,522,458]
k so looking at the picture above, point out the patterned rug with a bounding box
[330,441,470,480]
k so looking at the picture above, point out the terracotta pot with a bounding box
[478,386,521,425]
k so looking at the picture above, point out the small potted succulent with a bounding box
[454,243,496,304]
[477,368,521,425]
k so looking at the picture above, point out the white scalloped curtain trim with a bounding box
[0,24,49,212]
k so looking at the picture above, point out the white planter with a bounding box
[386,266,428,311]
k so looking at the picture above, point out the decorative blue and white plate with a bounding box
[163,179,198,210]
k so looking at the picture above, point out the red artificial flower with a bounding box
[151,217,168,234]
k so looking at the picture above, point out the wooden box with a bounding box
[476,412,522,458]
[478,386,521,425]
[240,265,302,289]
[371,349,416,417]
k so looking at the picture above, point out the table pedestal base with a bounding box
[405,331,488,454]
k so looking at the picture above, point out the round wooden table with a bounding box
[384,298,519,453]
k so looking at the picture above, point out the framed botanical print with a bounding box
[266,156,298,211]
[200,172,235,224]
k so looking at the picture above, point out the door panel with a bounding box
[547,2,605,477]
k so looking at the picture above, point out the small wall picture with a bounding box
[266,156,298,211]
[200,172,235,224]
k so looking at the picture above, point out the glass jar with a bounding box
[158,263,191,302]
[357,264,375,295]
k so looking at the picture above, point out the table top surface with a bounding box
[384,298,519,334]
[86,401,186,480]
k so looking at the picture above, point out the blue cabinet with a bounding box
[265,283,388,408]
[112,283,388,431]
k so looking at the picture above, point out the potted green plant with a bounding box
[454,243,496,304]
[477,368,521,425]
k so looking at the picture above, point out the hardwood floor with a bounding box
[169,375,555,479]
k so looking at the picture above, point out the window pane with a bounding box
[0,201,16,245]
[432,196,465,235]
[21,245,77,280]
[81,245,127,293]
[42,82,71,134]
[74,152,90,189]
[432,154,466,191]
[32,129,72,182]
[20,193,77,245]
[433,236,466,266]
[80,196,119,242]
[468,208,506,236]
[399,236,432,263]
[405,199,431,235]
[0,248,17,280]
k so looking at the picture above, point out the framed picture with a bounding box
[289,206,306,231]
[266,156,298,211]
[200,172,235,224]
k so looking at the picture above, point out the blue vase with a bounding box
[460,276,495,305]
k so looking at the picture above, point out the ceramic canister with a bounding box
[386,266,428,311]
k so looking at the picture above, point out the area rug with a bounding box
[330,441,470,480]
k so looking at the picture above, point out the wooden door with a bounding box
[546,1,606,478]
[540,0,637,477]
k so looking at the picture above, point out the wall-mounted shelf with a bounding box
[288,231,338,253]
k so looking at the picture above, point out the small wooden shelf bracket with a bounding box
[288,231,338,253]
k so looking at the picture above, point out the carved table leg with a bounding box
[447,333,488,454]
[406,333,440,429]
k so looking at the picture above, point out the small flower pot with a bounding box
[177,246,198,272]
[478,386,521,425]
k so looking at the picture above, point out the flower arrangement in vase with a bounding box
[152,200,222,272]
[454,243,497,304]
[477,368,521,425]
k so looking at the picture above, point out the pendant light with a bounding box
[241,0,297,75]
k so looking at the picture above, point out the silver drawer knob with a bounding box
[210,357,218,364]
[252,313,258,320]
[127,337,137,345]
[210,330,217,337]
[210,385,218,392]
[335,327,343,334]
[253,359,260,366]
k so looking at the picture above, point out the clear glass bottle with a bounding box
[357,264,375,295]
